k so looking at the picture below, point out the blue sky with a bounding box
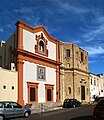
[0,0,104,74]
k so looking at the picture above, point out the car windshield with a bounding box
[64,99,76,103]
[64,99,71,102]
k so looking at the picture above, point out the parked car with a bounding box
[63,99,82,108]
[93,96,104,103]
[93,100,104,119]
[0,101,31,120]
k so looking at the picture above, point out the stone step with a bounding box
[26,102,62,113]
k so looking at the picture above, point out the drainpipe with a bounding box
[72,44,75,99]
[4,44,6,68]
[58,41,60,101]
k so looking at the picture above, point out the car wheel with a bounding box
[24,112,29,118]
[92,116,96,120]
[73,105,75,108]
[0,115,4,120]
[78,104,81,107]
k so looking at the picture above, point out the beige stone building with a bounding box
[0,41,18,102]
[60,42,90,103]
[0,67,18,102]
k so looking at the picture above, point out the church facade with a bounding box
[0,20,61,105]
[59,42,90,103]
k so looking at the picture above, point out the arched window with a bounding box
[68,87,71,94]
[35,33,48,57]
[39,40,44,52]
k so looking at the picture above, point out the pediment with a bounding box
[16,20,59,44]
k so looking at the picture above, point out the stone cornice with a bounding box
[16,48,62,66]
[60,66,90,74]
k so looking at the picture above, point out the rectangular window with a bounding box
[66,50,70,57]
[3,85,6,89]
[81,52,84,62]
[91,78,92,85]
[81,85,85,100]
[94,79,96,86]
[12,86,14,90]
[47,89,52,101]
[30,87,35,101]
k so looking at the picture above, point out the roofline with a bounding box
[15,20,60,43]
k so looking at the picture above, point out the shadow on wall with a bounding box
[70,115,93,120]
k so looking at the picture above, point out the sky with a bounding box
[0,0,104,74]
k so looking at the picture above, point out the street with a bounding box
[7,104,95,120]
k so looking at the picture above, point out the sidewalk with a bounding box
[28,102,92,114]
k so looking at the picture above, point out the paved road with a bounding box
[7,104,95,120]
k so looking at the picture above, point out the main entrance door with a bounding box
[45,84,54,102]
[81,85,85,100]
